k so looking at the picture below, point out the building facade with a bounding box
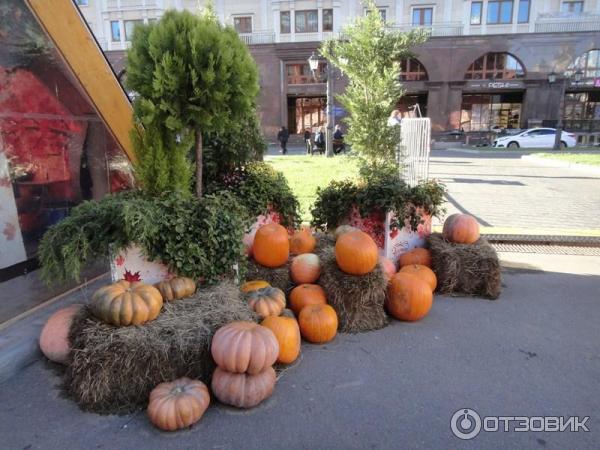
[78,0,600,142]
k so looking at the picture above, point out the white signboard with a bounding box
[383,211,432,265]
[0,153,27,269]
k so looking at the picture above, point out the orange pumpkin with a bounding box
[211,366,276,409]
[442,213,480,244]
[290,253,321,284]
[334,224,359,240]
[289,228,316,255]
[211,321,279,374]
[147,377,210,431]
[247,286,286,318]
[261,315,301,364]
[398,248,432,268]
[380,256,397,281]
[154,277,196,301]
[386,273,433,322]
[289,284,327,316]
[298,304,338,344]
[240,280,270,294]
[253,223,289,268]
[90,281,163,326]
[39,304,82,364]
[399,264,437,292]
[335,230,378,275]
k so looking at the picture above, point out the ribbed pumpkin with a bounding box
[386,273,433,322]
[334,224,359,240]
[380,256,397,281]
[240,280,270,294]
[253,223,289,268]
[290,253,321,284]
[289,228,316,255]
[398,248,432,268]
[90,281,163,326]
[247,287,286,318]
[147,378,210,431]
[399,264,437,292]
[39,304,82,364]
[154,277,196,301]
[211,366,276,409]
[335,230,378,275]
[261,315,301,364]
[298,304,338,344]
[289,284,327,316]
[211,321,279,374]
[442,213,480,244]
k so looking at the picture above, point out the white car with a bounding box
[493,128,576,149]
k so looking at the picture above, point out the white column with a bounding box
[463,0,470,35]
[318,4,323,40]
[119,20,125,49]
[261,0,268,30]
[395,0,404,24]
[443,0,451,24]
[512,0,519,32]
[290,6,296,42]
[529,0,537,32]
[481,0,487,34]
[273,3,280,43]
[332,1,343,33]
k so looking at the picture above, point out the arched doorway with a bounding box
[398,58,428,118]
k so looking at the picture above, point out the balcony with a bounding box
[105,0,159,11]
[238,31,275,45]
[534,12,600,33]
[387,22,464,37]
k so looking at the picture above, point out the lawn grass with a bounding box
[265,154,360,222]
[534,153,600,166]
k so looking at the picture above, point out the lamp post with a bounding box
[308,51,334,157]
[548,69,583,150]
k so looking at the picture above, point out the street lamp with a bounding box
[308,51,334,157]
[574,69,584,83]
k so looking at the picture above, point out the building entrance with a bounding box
[287,96,327,135]
[460,92,523,131]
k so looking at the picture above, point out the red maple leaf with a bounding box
[122,269,142,282]
[115,255,125,266]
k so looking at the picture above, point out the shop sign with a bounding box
[569,78,600,88]
[595,78,600,88]
[466,80,525,90]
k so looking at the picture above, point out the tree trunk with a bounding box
[195,128,203,198]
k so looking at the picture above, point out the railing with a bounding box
[105,0,158,10]
[238,31,275,45]
[387,22,463,37]
[534,15,600,33]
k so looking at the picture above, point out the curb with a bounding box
[521,154,600,175]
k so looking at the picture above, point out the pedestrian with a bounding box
[387,109,402,127]
[333,124,345,154]
[314,127,325,155]
[277,126,289,154]
[303,128,312,155]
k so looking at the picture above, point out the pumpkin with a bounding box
[211,321,279,374]
[240,280,270,294]
[253,223,289,268]
[442,213,480,244]
[386,273,433,322]
[334,224,359,240]
[147,377,210,431]
[380,256,397,281]
[289,228,316,255]
[290,253,321,284]
[399,264,437,292]
[398,248,432,268]
[335,230,378,275]
[39,304,82,364]
[90,280,163,326]
[211,366,276,409]
[154,277,196,301]
[289,284,327,316]
[261,315,301,364]
[247,286,286,318]
[298,304,338,344]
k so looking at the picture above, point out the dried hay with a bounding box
[245,259,292,293]
[65,281,257,415]
[427,233,501,300]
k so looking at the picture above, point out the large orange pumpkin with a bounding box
[240,280,270,294]
[335,230,378,275]
[398,248,432,268]
[253,223,290,268]
[211,321,279,374]
[442,213,480,244]
[90,281,163,326]
[261,315,301,364]
[298,304,338,344]
[154,277,196,301]
[211,366,276,409]
[290,253,321,284]
[289,284,327,315]
[399,264,437,292]
[289,228,316,255]
[247,287,286,318]
[147,377,210,431]
[39,304,82,364]
[386,273,433,322]
[380,256,397,281]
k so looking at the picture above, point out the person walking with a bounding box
[387,109,402,127]
[277,126,289,154]
[303,128,312,155]
[314,127,326,155]
[333,124,345,154]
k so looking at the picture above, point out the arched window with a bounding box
[400,58,428,81]
[464,52,525,80]
[565,49,600,79]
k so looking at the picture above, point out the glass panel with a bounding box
[471,2,482,25]
[111,20,120,41]
[500,1,513,23]
[323,9,333,32]
[307,10,318,32]
[234,16,252,33]
[487,1,500,23]
[280,11,290,33]
[124,20,143,41]
[518,0,530,23]
[424,8,433,25]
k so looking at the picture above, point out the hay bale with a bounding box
[427,233,501,300]
[246,259,292,293]
[315,232,336,257]
[65,281,257,415]
[319,247,388,333]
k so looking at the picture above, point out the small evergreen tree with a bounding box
[321,0,428,168]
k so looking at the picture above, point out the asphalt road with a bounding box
[1,268,598,449]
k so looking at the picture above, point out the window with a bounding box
[323,9,333,32]
[286,63,325,84]
[565,49,600,79]
[470,2,482,25]
[365,8,387,21]
[565,92,600,121]
[517,0,530,23]
[280,11,290,33]
[295,10,318,33]
[487,1,513,24]
[465,53,525,79]
[76,0,89,5]
[412,7,433,26]
[233,16,252,34]
[561,1,584,13]
[399,58,428,81]
[110,21,120,42]
[460,93,523,131]
[124,20,143,41]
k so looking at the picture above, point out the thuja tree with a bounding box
[126,8,259,197]
[321,0,428,168]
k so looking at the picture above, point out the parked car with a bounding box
[493,128,576,149]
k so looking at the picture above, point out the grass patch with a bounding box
[266,155,360,222]
[534,153,600,166]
